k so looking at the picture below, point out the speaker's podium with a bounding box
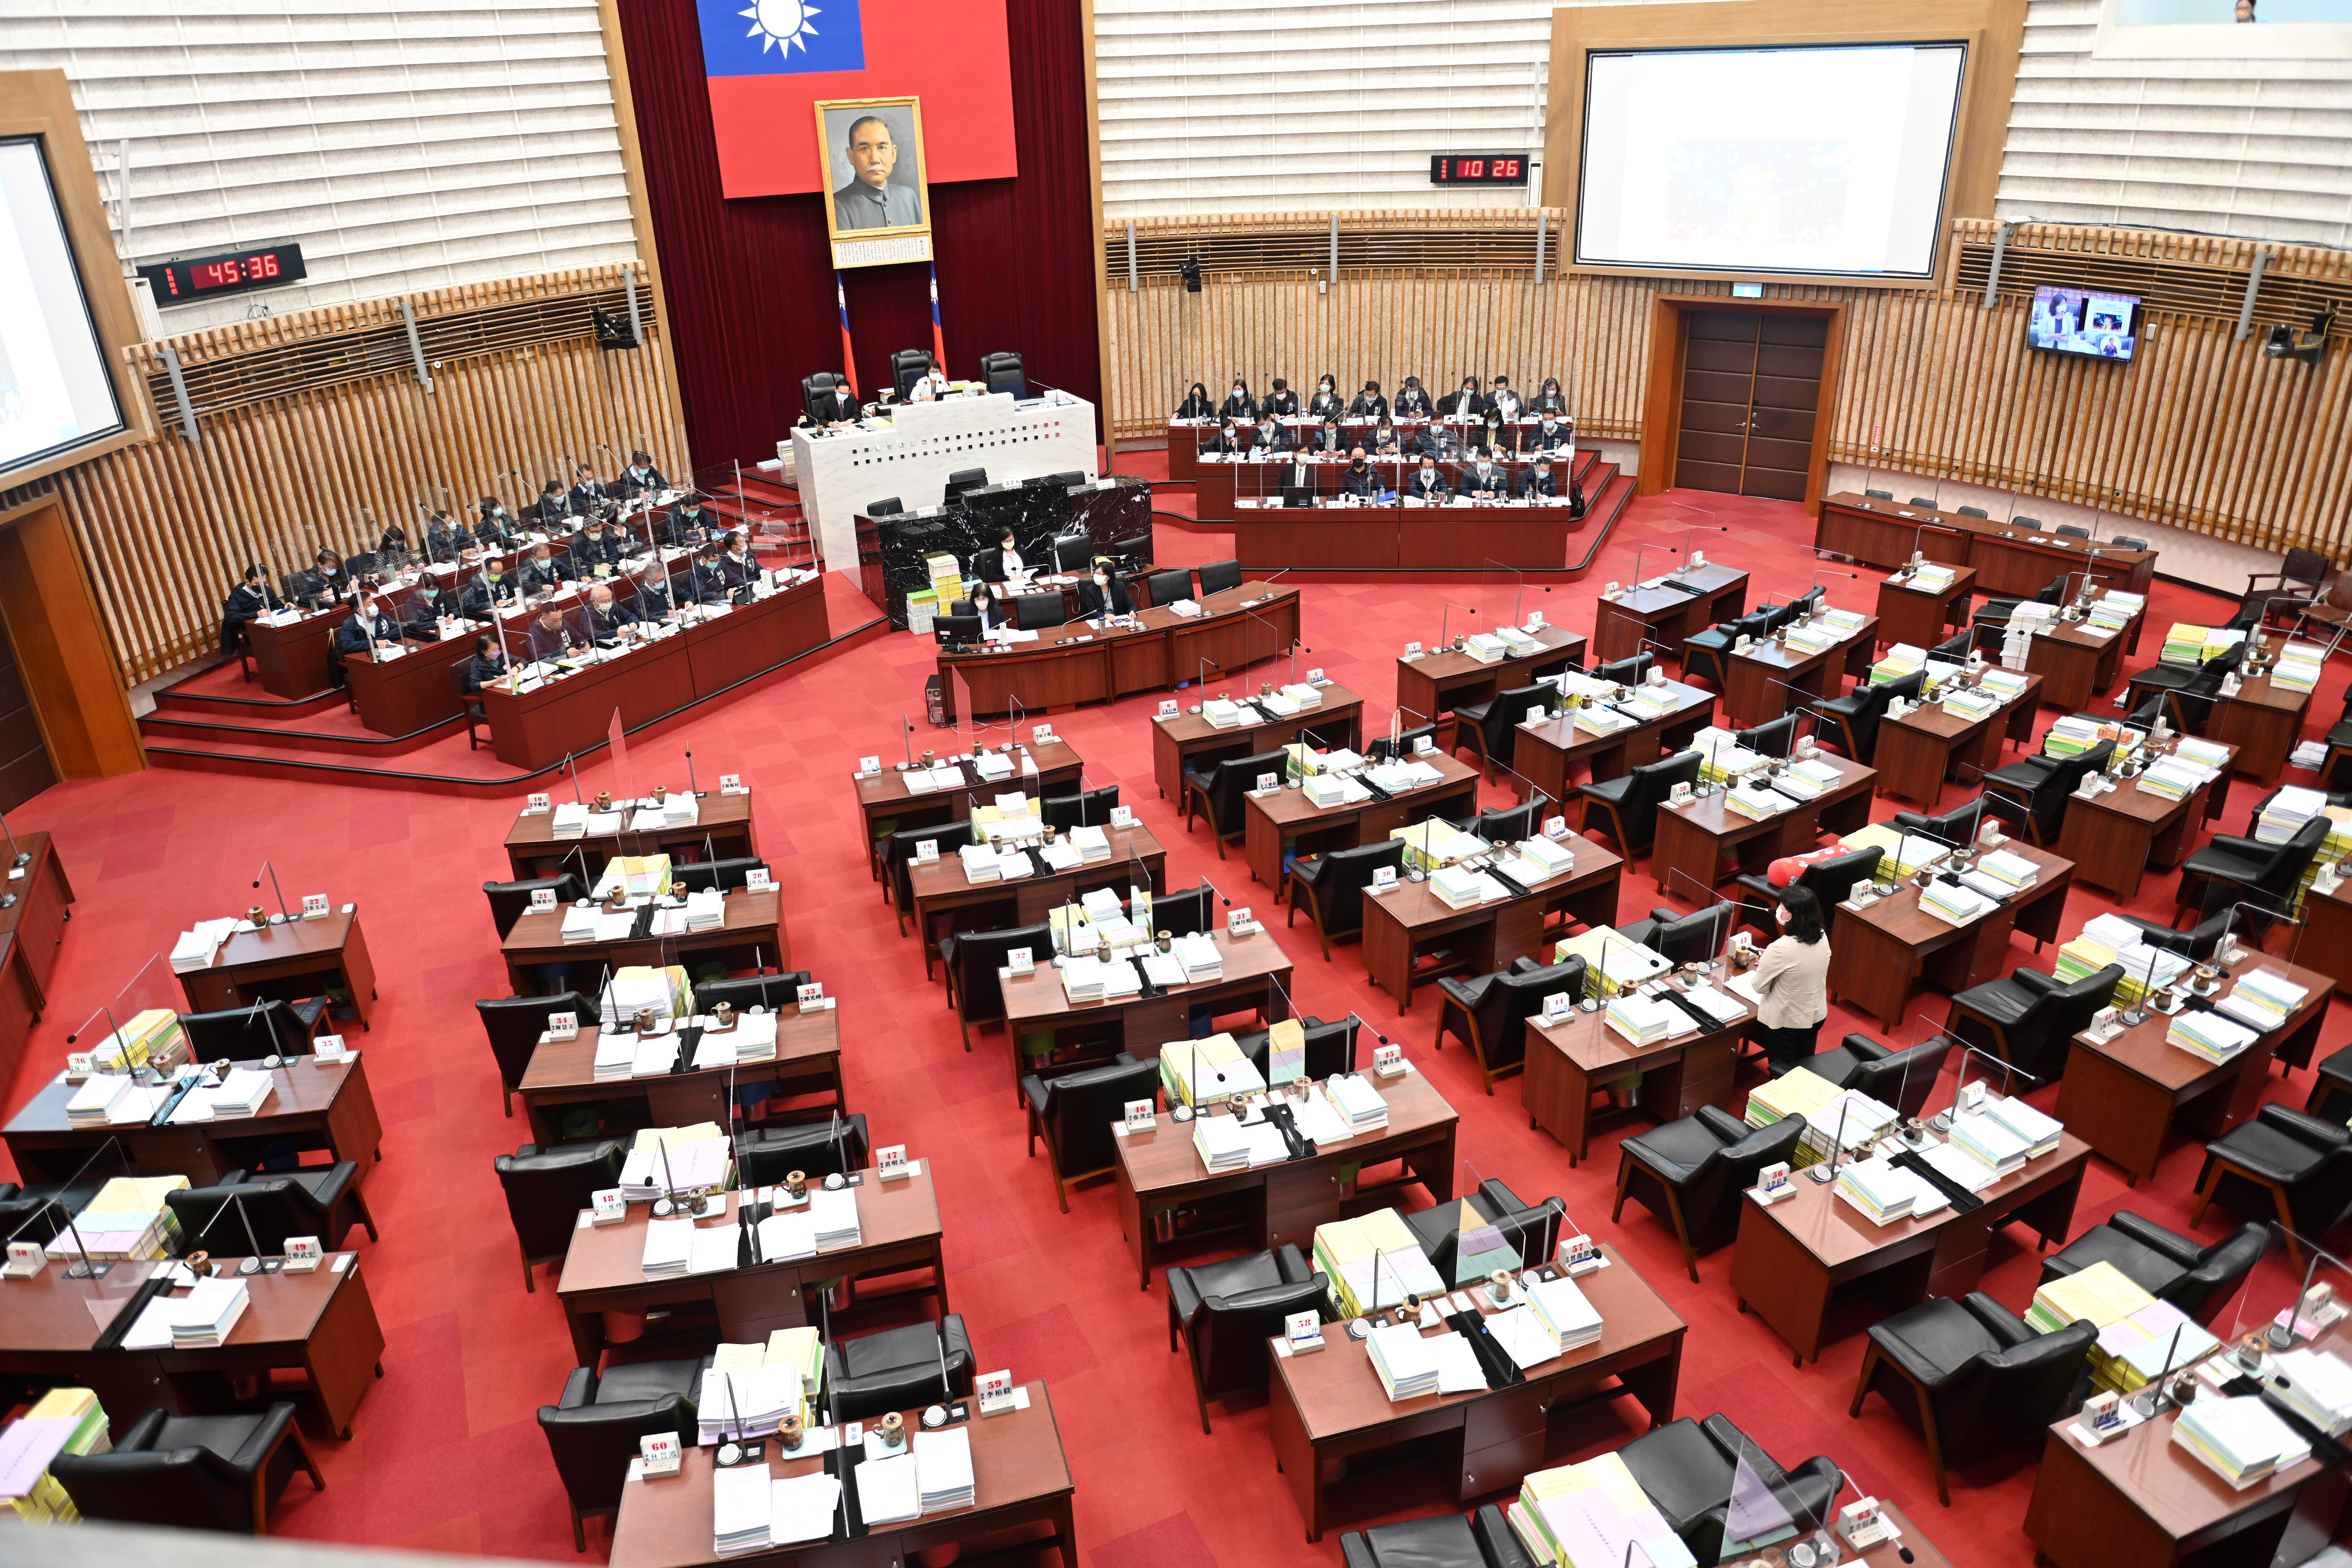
[786,390,1098,569]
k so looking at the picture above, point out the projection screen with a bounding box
[1576,43,1969,280]
[0,136,127,481]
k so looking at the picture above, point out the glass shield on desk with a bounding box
[2224,1224,2351,1367]
[1438,1158,1526,1291]
[14,1133,135,1280]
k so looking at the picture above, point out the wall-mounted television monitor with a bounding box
[2027,285,2140,362]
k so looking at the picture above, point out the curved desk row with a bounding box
[1230,501,1578,570]
[1815,492,2157,598]
[934,582,1300,720]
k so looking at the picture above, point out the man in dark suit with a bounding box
[1309,416,1350,456]
[807,377,859,426]
[717,530,758,588]
[1252,413,1291,454]
[1458,454,1507,500]
[335,597,403,658]
[1393,377,1432,418]
[460,564,518,617]
[1276,450,1317,503]
[421,510,467,564]
[1405,455,1450,503]
[1439,377,1485,422]
[520,544,573,597]
[1415,422,1461,459]
[662,493,714,546]
[1519,456,1562,499]
[1349,381,1389,419]
[683,542,733,605]
[567,464,607,519]
[583,585,635,644]
[1340,450,1379,498]
[1488,375,1522,422]
[628,565,676,623]
[574,517,628,575]
[219,566,283,654]
[535,480,578,529]
[1262,379,1298,418]
[618,451,668,497]
[1526,413,1571,452]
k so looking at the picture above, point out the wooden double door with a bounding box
[1673,311,1828,502]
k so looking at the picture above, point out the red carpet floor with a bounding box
[6,483,2347,1566]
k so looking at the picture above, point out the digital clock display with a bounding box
[1429,155,1530,187]
[138,244,307,305]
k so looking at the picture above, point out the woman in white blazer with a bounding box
[1747,884,1833,1073]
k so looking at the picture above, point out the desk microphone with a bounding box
[1925,1042,2044,1133]
[251,861,293,925]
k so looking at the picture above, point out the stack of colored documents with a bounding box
[2172,1396,2310,1489]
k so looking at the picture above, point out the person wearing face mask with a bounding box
[1370,420,1401,456]
[662,492,711,548]
[1076,559,1129,618]
[975,525,1023,585]
[1277,444,1317,503]
[1209,415,1251,458]
[1341,447,1379,499]
[399,579,450,639]
[574,517,625,575]
[1350,379,1389,420]
[1476,407,1512,458]
[1518,456,1562,500]
[292,549,346,609]
[220,565,284,655]
[474,496,517,548]
[1262,378,1298,419]
[1393,377,1432,418]
[1526,411,1570,452]
[1459,452,1505,501]
[963,579,1009,632]
[618,450,669,498]
[1253,412,1292,455]
[718,529,757,588]
[1307,375,1343,420]
[1747,885,1833,1074]
[1416,419,1461,459]
[523,543,577,597]
[462,561,518,616]
[1530,377,1569,415]
[1407,455,1449,502]
[1310,415,1349,456]
[567,463,609,518]
[536,479,576,527]
[334,594,403,660]
[1488,375,1522,422]
[584,584,635,644]
[422,509,466,564]
[463,631,508,693]
[1218,378,1256,424]
[1176,381,1214,420]
[524,605,578,663]
[685,541,732,605]
[1440,376,1485,422]
[628,566,676,623]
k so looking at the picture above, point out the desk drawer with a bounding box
[1463,1378,1550,1450]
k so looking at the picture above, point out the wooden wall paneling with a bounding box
[0,504,144,780]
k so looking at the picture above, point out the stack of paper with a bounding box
[2268,1348,2352,1438]
[593,1033,636,1080]
[169,919,238,972]
[47,1176,186,1261]
[2088,591,2143,631]
[1366,1321,1442,1399]
[1769,758,1845,802]
[1161,1032,1267,1109]
[602,966,691,1030]
[1430,865,1484,909]
[2091,1298,2219,1394]
[1202,698,1245,728]
[1069,824,1109,862]
[1325,1073,1389,1131]
[1193,1114,1252,1173]
[958,844,1002,883]
[810,1188,861,1251]
[2174,737,2232,770]
[1840,823,1947,883]
[1058,956,1105,1003]
[64,1074,134,1129]
[167,1277,250,1348]
[711,1464,772,1554]
[1616,685,1677,721]
[1782,622,1836,654]
[207,1068,275,1117]
[2257,787,2325,845]
[92,1009,187,1076]
[1949,1110,2032,1179]
[1518,836,1575,876]
[1797,1091,1897,1165]
[560,904,601,943]
[640,1217,695,1278]
[1919,877,1991,926]
[1821,607,1868,634]
[1464,632,1507,664]
[1173,932,1223,982]
[857,1454,922,1525]
[2218,969,2310,1032]
[2043,714,2110,758]
[914,1427,975,1513]
[1835,1156,1920,1226]
[680,889,724,932]
[0,1388,112,1522]
[2028,1261,2153,1337]
[1314,1208,1440,1316]
[1722,782,1785,821]
[1391,819,1485,871]
[698,1365,802,1443]
[2271,645,2325,693]
[1512,1453,1696,1568]
[2168,1008,2259,1064]
[1603,993,1677,1047]
[1871,644,1928,684]
[2161,623,2213,666]
[2135,756,2207,803]
[1907,564,1958,591]
[1983,1096,2063,1158]
[549,801,590,838]
[1745,1067,1840,1145]
[1974,850,2039,892]
[769,1472,844,1546]
[1526,1276,1603,1353]
[1978,667,2031,698]
[1573,704,1632,736]
[619,1132,730,1200]
[2172,1396,2310,1489]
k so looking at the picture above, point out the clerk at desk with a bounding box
[1394,377,1433,418]
[1459,455,1508,500]
[973,525,1024,585]
[336,600,403,657]
[461,564,518,616]
[583,585,635,644]
[627,566,675,622]
[1406,455,1450,502]
[1341,450,1380,497]
[523,606,578,662]
[1519,456,1562,499]
[220,565,283,655]
[1275,452,1317,498]
[519,543,574,597]
[1077,562,1129,618]
[398,581,453,639]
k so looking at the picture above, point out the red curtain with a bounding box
[615,0,1102,468]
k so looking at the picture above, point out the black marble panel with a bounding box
[859,475,1153,629]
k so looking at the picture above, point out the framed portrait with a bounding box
[816,96,933,268]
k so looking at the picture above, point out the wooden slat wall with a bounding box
[33,266,685,687]
[1105,214,2352,563]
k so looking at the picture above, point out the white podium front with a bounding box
[785,391,1097,569]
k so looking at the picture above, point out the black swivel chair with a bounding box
[671,858,770,894]
[1955,505,1989,518]
[1803,1032,1953,1119]
[1945,962,2123,1084]
[1412,1179,1566,1283]
[1970,571,2071,648]
[1365,722,1438,764]
[1734,712,1800,758]
[1889,794,1987,851]
[482,874,585,940]
[978,350,1027,398]
[1435,956,1586,1095]
[52,1402,321,1535]
[1614,1106,1807,1280]
[1980,738,2114,846]
[1166,1242,1329,1432]
[942,468,988,500]
[735,1113,871,1187]
[1110,531,1155,573]
[1181,749,1288,858]
[692,971,816,1015]
[1144,567,1197,607]
[891,349,934,396]
[167,1166,377,1257]
[1683,608,1779,691]
[942,921,1051,1051]
[1196,558,1244,597]
[1591,652,1653,687]
[1615,904,1733,966]
[1288,839,1406,959]
[824,1317,976,1423]
[1234,1014,1360,1080]
[864,497,904,518]
[1731,845,1881,941]
[1849,1292,2096,1505]
[1040,786,1120,830]
[1051,534,1094,573]
[1578,750,1702,855]
[1452,681,1555,775]
[1863,488,1894,500]
[2193,1106,2352,1271]
[494,1139,626,1291]
[802,371,850,423]
[1338,1506,1534,1568]
[1618,1414,1839,1566]
[1451,796,1551,844]
[2174,813,2328,926]
[540,1359,701,1550]
[1024,1053,1157,1211]
[178,1000,323,1061]
[1011,593,1065,630]
[476,991,602,1117]
[1929,626,1974,664]
[1138,884,1214,937]
[1811,670,1920,765]
[2039,1212,2267,1326]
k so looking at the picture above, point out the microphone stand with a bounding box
[251,860,293,925]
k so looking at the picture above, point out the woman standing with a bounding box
[1747,885,1832,1074]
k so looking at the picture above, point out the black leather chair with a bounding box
[1929,626,1975,664]
[1181,749,1288,858]
[1024,1053,1157,1211]
[1734,711,1800,758]
[979,350,1026,397]
[887,820,991,961]
[0,1187,72,1243]
[1411,1178,1565,1284]
[1366,722,1438,763]
[2175,813,2328,925]
[2039,1212,2267,1326]
[824,1316,975,1423]
[1338,1504,1534,1568]
[1945,962,2122,1083]
[1197,558,1244,597]
[2126,643,2245,716]
[1138,884,1214,938]
[941,921,1050,1050]
[943,467,988,499]
[1863,488,1894,500]
[1166,1242,1328,1431]
[1435,956,1586,1095]
[1811,669,1920,765]
[1011,593,1065,630]
[539,1358,701,1549]
[476,991,599,1116]
[1110,531,1155,571]
[1683,607,1779,691]
[1452,795,1550,844]
[1804,1032,1952,1119]
[1970,571,2070,647]
[1618,1413,1839,1565]
[2309,1044,2352,1122]
[1591,652,1654,687]
[692,970,816,1015]
[1731,845,1881,941]
[1890,793,1987,852]
[1616,904,1733,966]
[1956,505,1989,518]
[494,1138,625,1291]
[2193,1105,2352,1271]
[1288,839,1406,959]
[1579,749,1702,855]
[1234,1014,1360,1080]
[1981,738,2114,846]
[52,1402,321,1535]
[1040,786,1120,830]
[735,1113,871,1188]
[865,496,904,518]
[891,348,934,396]
[1144,567,1195,606]
[1452,681,1555,775]
[178,1000,323,1061]
[1849,1292,2096,1505]
[1614,1105,1806,1280]
[483,874,583,940]
[166,1164,378,1256]
[802,371,849,423]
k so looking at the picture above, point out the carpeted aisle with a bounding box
[4,486,2343,1565]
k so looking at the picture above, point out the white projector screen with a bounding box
[0,137,126,480]
[1577,43,1968,279]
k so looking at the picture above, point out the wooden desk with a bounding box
[556,1168,946,1366]
[1649,756,1877,897]
[1230,500,1578,570]
[609,1380,1074,1568]
[342,630,479,736]
[519,1015,845,1146]
[1394,624,1587,733]
[5,1054,383,1187]
[505,792,762,880]
[1595,565,1752,664]
[1244,756,1481,891]
[2028,593,2145,709]
[937,582,1301,721]
[2205,673,2312,784]
[1730,1133,2091,1365]
[1268,1243,1684,1541]
[2301,879,2352,993]
[0,830,72,1095]
[1722,618,1879,728]
[906,823,1166,974]
[1112,1069,1460,1291]
[1515,680,1719,810]
[852,741,1084,880]
[1873,565,1977,653]
[2059,958,2335,1183]
[0,1252,384,1439]
[1872,673,2042,810]
[1815,494,2158,597]
[1825,843,2074,1032]
[1362,831,1624,1014]
[500,889,786,995]
[2023,1321,2352,1568]
[1165,420,1206,480]
[999,928,1292,1096]
[1523,989,1759,1166]
[245,607,346,699]
[2056,740,2238,900]
[1149,683,1363,803]
[178,910,379,1031]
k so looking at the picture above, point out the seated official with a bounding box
[1438,377,1485,420]
[1414,423,1462,459]
[1252,414,1292,454]
[1458,456,1509,500]
[518,544,573,596]
[421,511,468,563]
[681,544,733,605]
[287,550,348,609]
[573,517,630,574]
[460,565,519,616]
[220,566,283,654]
[335,600,403,656]
[1273,451,1318,499]
[1393,377,1433,418]
[1404,456,1451,502]
[1077,561,1130,618]
[964,581,1011,632]
[1340,450,1380,497]
[1530,377,1569,415]
[807,377,860,426]
[374,524,415,570]
[522,606,579,663]
[1204,418,1251,457]
[1306,376,1344,420]
[534,480,578,528]
[617,450,668,497]
[398,581,452,639]
[1369,421,1402,456]
[474,497,519,548]
[582,586,635,644]
[662,494,714,546]
[626,567,675,623]
[1218,381,1256,424]
[1263,379,1299,418]
[1176,382,1214,420]
[1350,381,1389,420]
[1519,457,1563,499]
[1525,413,1571,452]
[1307,417,1350,456]
[1471,411,1514,456]
[974,525,1024,585]
[1488,376,1522,421]
[567,465,607,518]
[462,632,507,693]
[717,531,758,587]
